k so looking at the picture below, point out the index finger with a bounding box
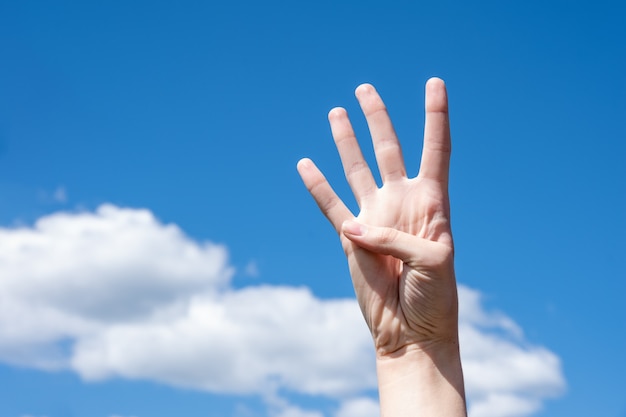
[419,78,451,186]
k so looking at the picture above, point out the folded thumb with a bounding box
[342,220,429,264]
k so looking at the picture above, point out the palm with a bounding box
[298,79,458,355]
[344,177,456,354]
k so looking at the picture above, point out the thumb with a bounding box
[342,220,433,265]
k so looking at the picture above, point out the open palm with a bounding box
[298,78,459,357]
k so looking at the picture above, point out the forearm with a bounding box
[376,341,467,417]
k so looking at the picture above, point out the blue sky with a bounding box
[0,1,624,416]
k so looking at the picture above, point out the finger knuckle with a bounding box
[378,228,397,245]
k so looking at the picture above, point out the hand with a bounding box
[297,78,458,358]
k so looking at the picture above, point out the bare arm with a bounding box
[297,78,467,416]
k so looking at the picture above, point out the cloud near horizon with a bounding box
[0,205,565,417]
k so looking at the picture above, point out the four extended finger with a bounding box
[355,84,407,183]
[328,107,377,204]
[297,158,353,233]
[420,78,451,186]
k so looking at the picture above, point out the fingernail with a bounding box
[343,220,365,236]
[297,158,312,169]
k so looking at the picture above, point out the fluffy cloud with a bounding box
[272,405,325,417]
[70,286,373,396]
[335,397,379,417]
[0,205,374,397]
[0,205,564,416]
[458,286,565,416]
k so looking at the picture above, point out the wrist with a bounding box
[376,340,467,417]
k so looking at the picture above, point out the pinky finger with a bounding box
[297,158,353,232]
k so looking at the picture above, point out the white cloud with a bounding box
[70,285,374,396]
[466,393,541,417]
[0,205,374,397]
[272,405,325,417]
[0,205,565,417]
[335,397,379,417]
[0,204,230,322]
[458,286,565,416]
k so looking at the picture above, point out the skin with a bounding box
[297,78,467,416]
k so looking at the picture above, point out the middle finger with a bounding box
[355,84,407,183]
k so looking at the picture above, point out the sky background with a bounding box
[0,1,624,417]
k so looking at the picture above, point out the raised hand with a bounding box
[297,78,458,357]
[298,78,466,416]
